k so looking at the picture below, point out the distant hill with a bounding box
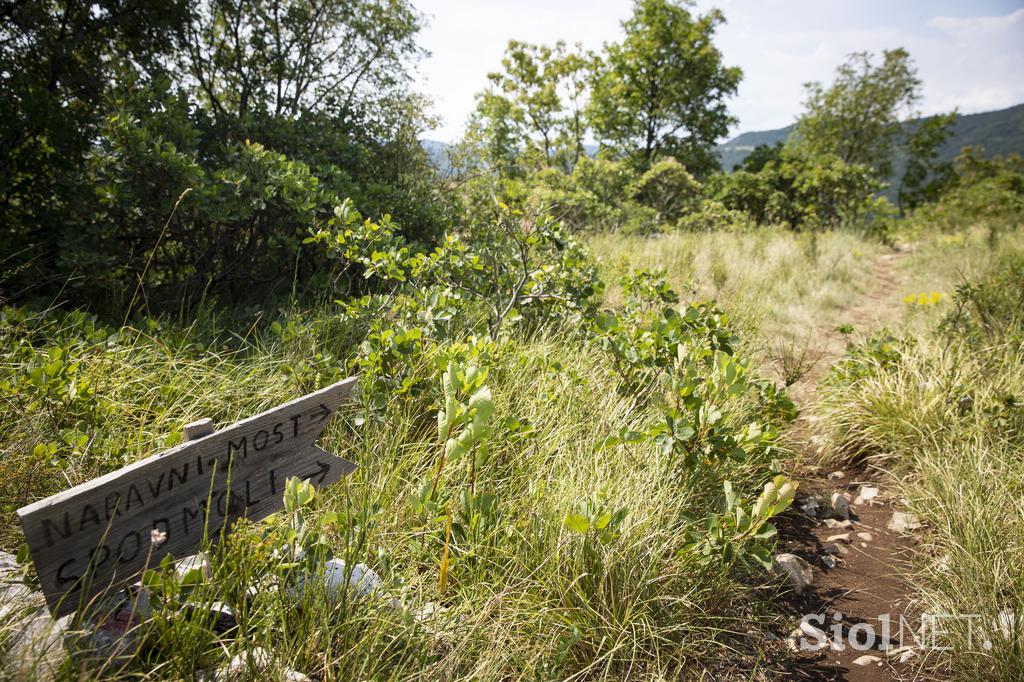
[423,104,1023,176]
[715,103,1024,171]
[421,139,452,173]
[714,126,794,171]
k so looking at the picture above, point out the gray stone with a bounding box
[830,492,851,520]
[888,511,922,532]
[2,610,70,680]
[0,552,69,679]
[798,497,822,517]
[772,553,814,594]
[69,587,151,665]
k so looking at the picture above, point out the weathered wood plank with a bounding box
[17,376,359,616]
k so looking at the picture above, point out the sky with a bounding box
[413,0,1024,143]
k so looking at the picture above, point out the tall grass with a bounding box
[588,228,886,392]
[816,250,1024,680]
[1,295,789,678]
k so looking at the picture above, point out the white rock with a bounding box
[798,619,830,651]
[176,553,211,579]
[214,647,272,680]
[830,492,851,520]
[888,511,922,532]
[827,470,845,481]
[826,533,851,544]
[773,553,814,594]
[854,486,880,505]
[852,654,883,666]
[856,532,874,542]
[199,647,308,681]
[291,560,382,602]
[823,518,854,530]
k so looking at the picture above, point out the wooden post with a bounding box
[183,418,214,442]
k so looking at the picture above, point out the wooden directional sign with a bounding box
[17,377,359,616]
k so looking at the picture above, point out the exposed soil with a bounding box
[773,248,929,680]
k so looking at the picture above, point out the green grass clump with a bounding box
[817,250,1024,679]
[0,249,799,679]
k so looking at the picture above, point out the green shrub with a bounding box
[630,158,702,224]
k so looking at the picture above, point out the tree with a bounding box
[463,90,527,177]
[469,40,595,175]
[898,112,958,213]
[181,0,424,138]
[486,41,563,167]
[588,0,741,175]
[1,0,446,309]
[790,49,921,178]
[0,0,187,292]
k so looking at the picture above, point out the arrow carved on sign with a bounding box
[17,376,359,617]
[310,403,332,423]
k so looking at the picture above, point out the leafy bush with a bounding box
[524,157,640,232]
[81,111,335,304]
[913,147,1024,242]
[939,252,1024,345]
[676,199,754,232]
[710,149,894,233]
[630,158,702,224]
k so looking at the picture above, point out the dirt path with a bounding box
[774,250,926,680]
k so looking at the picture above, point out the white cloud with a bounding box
[927,8,1024,34]
[711,5,1024,136]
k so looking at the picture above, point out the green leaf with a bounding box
[564,513,590,534]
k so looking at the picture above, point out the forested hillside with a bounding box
[716,102,1024,171]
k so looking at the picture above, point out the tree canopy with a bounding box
[790,48,921,177]
[589,0,741,175]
